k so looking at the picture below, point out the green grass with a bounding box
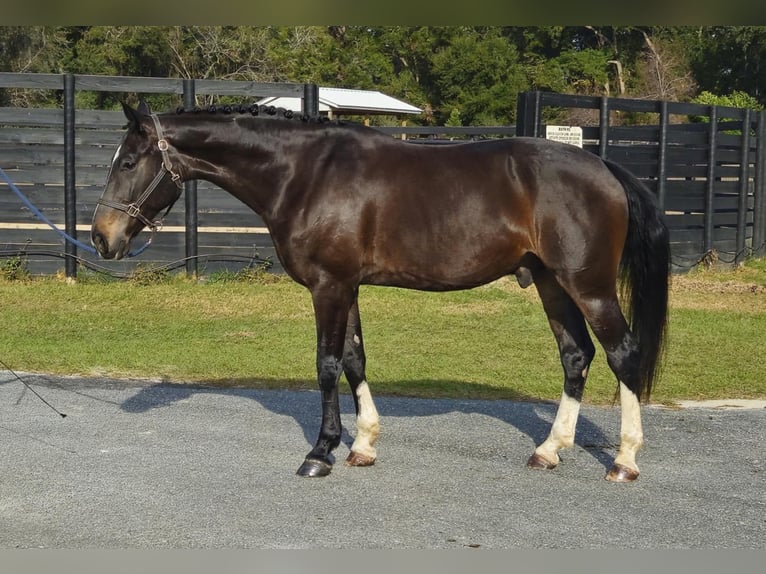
[1,260,765,405]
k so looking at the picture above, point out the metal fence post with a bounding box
[63,73,77,280]
[753,110,766,257]
[183,78,198,277]
[704,106,718,254]
[657,100,669,210]
[598,96,609,160]
[736,108,751,264]
[302,83,319,118]
[515,91,540,137]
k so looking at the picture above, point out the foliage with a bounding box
[631,27,698,102]
[688,90,764,131]
[430,28,527,125]
[445,107,462,127]
[691,90,764,111]
[689,27,766,108]
[206,264,282,285]
[126,264,172,286]
[0,254,30,282]
[1,26,766,125]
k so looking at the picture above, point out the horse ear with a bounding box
[137,100,151,115]
[121,101,148,133]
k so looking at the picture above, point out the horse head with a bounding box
[91,101,183,260]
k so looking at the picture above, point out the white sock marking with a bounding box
[351,381,380,460]
[534,391,581,465]
[614,381,643,472]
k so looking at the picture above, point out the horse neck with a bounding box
[166,116,296,219]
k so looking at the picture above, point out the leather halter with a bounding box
[97,114,183,230]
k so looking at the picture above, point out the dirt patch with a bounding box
[670,275,766,295]
[487,273,766,314]
[669,274,766,313]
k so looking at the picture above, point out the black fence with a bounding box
[517,91,766,270]
[2,73,765,278]
[0,72,320,278]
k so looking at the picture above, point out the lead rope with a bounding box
[0,357,66,418]
[1,165,153,259]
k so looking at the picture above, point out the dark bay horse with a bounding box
[91,102,669,482]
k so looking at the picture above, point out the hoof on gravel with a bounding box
[297,458,332,477]
[526,453,557,470]
[605,463,639,482]
[346,451,376,467]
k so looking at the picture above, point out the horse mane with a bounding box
[172,104,336,126]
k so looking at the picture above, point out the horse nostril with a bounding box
[92,231,108,255]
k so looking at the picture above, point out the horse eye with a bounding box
[120,158,136,171]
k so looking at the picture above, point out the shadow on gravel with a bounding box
[117,381,616,472]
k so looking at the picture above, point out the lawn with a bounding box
[1,260,765,405]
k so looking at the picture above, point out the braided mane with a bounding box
[173,103,333,124]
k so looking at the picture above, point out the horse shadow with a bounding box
[117,379,617,471]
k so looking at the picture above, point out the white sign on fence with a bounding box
[545,125,583,148]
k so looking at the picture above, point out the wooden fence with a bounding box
[2,74,765,278]
[0,72,320,278]
[517,91,766,270]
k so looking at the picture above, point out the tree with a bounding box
[632,27,697,101]
[690,26,766,107]
[445,107,462,127]
[0,26,70,106]
[63,27,173,77]
[3,26,766,123]
[431,28,527,125]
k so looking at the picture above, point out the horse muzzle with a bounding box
[91,228,130,260]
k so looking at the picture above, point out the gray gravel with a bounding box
[1,372,764,549]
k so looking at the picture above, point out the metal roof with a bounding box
[257,86,422,116]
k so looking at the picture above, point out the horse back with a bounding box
[275,132,627,290]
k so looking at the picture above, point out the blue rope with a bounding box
[0,166,151,258]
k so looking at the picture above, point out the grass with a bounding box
[1,259,765,405]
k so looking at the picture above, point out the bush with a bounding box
[691,90,764,111]
[0,255,30,281]
[126,264,172,286]
[206,265,281,285]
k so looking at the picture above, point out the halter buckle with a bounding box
[158,139,170,152]
[125,203,141,218]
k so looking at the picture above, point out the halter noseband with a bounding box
[97,114,183,231]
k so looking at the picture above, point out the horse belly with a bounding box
[364,214,528,291]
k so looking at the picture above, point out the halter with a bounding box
[97,114,183,231]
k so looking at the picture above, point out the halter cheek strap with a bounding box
[97,114,183,231]
[152,114,183,186]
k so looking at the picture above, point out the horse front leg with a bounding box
[343,296,380,467]
[296,282,355,478]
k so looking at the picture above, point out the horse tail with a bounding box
[604,159,670,402]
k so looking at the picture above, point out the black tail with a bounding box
[604,159,670,402]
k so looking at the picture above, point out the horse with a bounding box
[91,101,669,482]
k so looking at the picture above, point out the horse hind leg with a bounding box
[528,269,595,471]
[342,297,380,467]
[573,290,644,482]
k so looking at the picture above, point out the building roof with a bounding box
[257,87,422,116]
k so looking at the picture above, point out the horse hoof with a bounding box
[296,458,332,477]
[527,453,557,470]
[605,464,639,482]
[346,451,376,467]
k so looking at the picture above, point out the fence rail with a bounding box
[517,91,766,269]
[2,73,765,278]
[0,72,319,278]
